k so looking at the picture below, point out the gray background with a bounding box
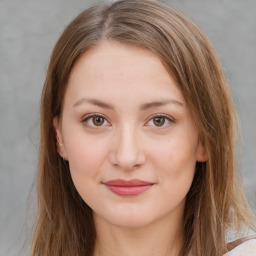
[0,0,255,255]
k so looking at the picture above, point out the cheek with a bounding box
[64,135,109,206]
[150,136,198,170]
[153,139,196,203]
[149,131,198,191]
[64,132,109,179]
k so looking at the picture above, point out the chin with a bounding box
[107,215,154,229]
[94,205,164,229]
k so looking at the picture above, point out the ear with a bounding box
[53,117,68,160]
[196,140,208,162]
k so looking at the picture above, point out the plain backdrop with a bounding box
[0,0,255,255]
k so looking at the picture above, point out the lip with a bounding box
[102,179,154,196]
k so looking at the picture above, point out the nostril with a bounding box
[109,149,146,171]
[108,130,146,170]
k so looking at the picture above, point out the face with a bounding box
[54,41,207,229]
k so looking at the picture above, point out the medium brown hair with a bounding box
[31,1,255,255]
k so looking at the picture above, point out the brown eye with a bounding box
[83,114,109,128]
[92,116,105,126]
[153,116,166,126]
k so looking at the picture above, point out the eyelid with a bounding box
[150,113,175,121]
[81,113,174,128]
[82,113,111,128]
[145,114,175,127]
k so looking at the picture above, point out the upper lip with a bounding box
[103,179,154,187]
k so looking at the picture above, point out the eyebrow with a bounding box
[73,97,184,110]
[73,98,115,109]
[140,99,184,110]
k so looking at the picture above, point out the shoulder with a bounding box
[224,239,256,256]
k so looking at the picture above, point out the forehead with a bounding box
[65,40,185,106]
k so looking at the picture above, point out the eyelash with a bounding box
[146,114,174,128]
[81,113,174,128]
[82,114,110,128]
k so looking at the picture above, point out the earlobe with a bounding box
[196,141,208,162]
[53,117,68,160]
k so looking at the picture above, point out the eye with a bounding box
[147,115,173,127]
[82,114,110,128]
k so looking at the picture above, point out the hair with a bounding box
[30,0,255,255]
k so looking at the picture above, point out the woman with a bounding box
[30,0,256,255]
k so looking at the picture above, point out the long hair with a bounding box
[31,1,255,255]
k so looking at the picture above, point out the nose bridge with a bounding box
[111,123,145,170]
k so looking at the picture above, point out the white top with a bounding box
[224,239,256,256]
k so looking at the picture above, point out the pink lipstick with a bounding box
[103,179,154,196]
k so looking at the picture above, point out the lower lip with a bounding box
[105,185,153,196]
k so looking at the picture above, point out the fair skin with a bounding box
[54,41,207,256]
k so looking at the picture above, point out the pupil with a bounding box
[93,116,104,126]
[154,117,165,126]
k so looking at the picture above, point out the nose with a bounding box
[109,126,146,171]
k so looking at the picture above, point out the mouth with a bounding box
[102,179,154,196]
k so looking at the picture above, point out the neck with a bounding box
[93,212,183,256]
